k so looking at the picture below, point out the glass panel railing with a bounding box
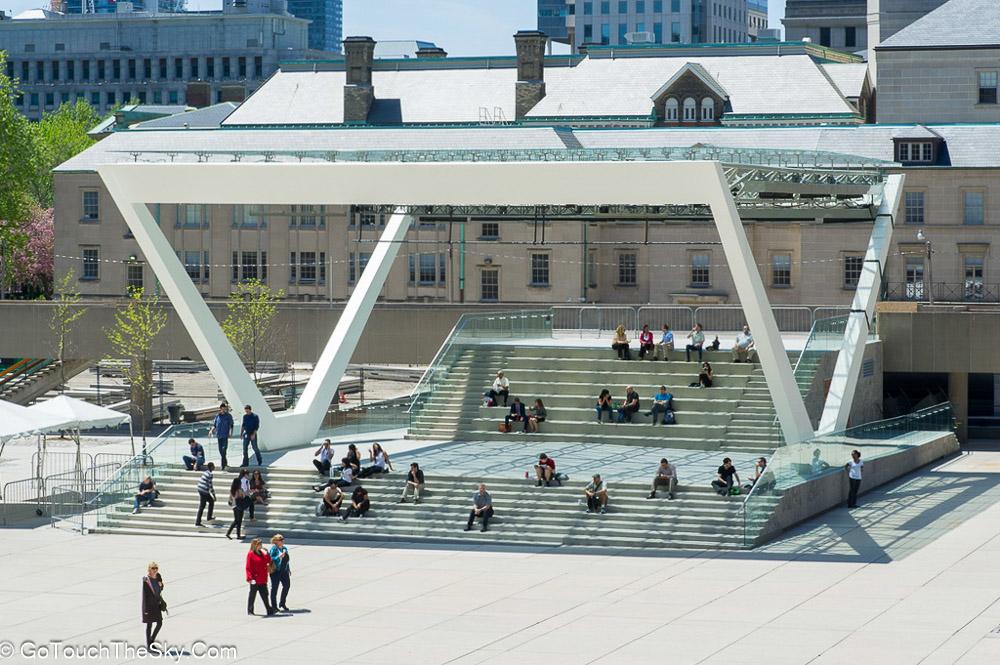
[743,402,954,546]
[791,314,848,399]
[318,397,411,439]
[408,309,553,425]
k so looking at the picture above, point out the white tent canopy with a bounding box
[0,399,68,442]
[27,395,130,431]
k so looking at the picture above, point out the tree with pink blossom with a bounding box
[1,206,54,299]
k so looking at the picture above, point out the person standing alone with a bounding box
[845,450,864,508]
[240,405,262,467]
[141,562,165,650]
[210,403,234,471]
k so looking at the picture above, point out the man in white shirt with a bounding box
[732,324,755,362]
[655,324,674,361]
[487,371,510,407]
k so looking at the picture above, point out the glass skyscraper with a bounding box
[287,0,343,52]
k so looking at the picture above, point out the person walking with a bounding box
[239,469,256,522]
[268,534,291,612]
[399,462,425,503]
[245,538,275,616]
[226,476,249,540]
[195,462,215,527]
[141,562,165,650]
[240,404,262,467]
[845,449,864,508]
[210,403,234,471]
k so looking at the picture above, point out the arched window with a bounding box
[665,97,679,121]
[701,97,715,121]
[683,97,697,121]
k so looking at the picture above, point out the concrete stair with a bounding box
[94,466,772,550]
[408,344,806,452]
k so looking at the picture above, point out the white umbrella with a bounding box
[27,395,130,431]
[0,399,70,501]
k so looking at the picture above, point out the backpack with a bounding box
[663,411,676,425]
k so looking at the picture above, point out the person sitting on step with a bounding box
[647,458,678,500]
[697,362,713,388]
[335,459,355,488]
[685,323,705,362]
[595,389,614,424]
[465,484,494,532]
[647,385,675,425]
[584,474,608,514]
[616,386,640,423]
[341,486,370,522]
[611,325,632,360]
[712,457,740,497]
[399,462,425,504]
[528,399,547,433]
[485,371,510,407]
[358,443,393,478]
[638,324,655,360]
[534,453,560,487]
[312,440,335,477]
[182,438,206,471]
[250,469,269,505]
[132,475,158,514]
[504,397,528,433]
[655,324,674,360]
[321,483,344,517]
[732,324,755,363]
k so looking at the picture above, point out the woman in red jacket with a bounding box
[245,538,275,616]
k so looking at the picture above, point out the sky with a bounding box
[2,0,788,56]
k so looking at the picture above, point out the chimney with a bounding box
[416,46,448,59]
[514,30,547,120]
[343,35,376,123]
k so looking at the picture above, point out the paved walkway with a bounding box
[3,448,1000,664]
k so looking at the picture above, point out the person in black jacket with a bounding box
[399,462,426,503]
[504,397,528,433]
[141,562,165,649]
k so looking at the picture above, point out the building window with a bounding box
[480,222,499,239]
[180,251,209,283]
[683,97,697,121]
[772,253,792,287]
[843,255,864,288]
[419,253,436,284]
[178,204,206,228]
[904,191,925,225]
[348,252,371,284]
[530,253,550,286]
[355,207,382,228]
[636,0,645,11]
[81,247,100,281]
[618,0,627,12]
[583,1,592,15]
[588,250,598,288]
[653,0,662,11]
[898,142,933,163]
[481,268,499,301]
[299,251,317,283]
[601,23,610,44]
[584,24,593,40]
[905,256,925,299]
[207,58,215,78]
[126,264,144,291]
[222,58,231,79]
[618,252,637,286]
[81,191,99,222]
[690,252,711,287]
[964,255,984,299]
[665,97,679,121]
[238,57,247,78]
[654,22,663,42]
[671,0,679,11]
[618,22,627,44]
[700,97,714,121]
[671,21,681,42]
[233,205,264,228]
[979,71,998,104]
[845,26,857,48]
[600,0,609,12]
[291,204,324,228]
[964,191,985,225]
[820,27,831,46]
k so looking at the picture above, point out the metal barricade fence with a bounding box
[694,305,814,332]
[49,485,85,533]
[31,451,94,480]
[93,452,133,470]
[579,306,638,336]
[636,306,695,332]
[1,477,46,525]
[550,306,583,332]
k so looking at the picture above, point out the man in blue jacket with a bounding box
[182,438,206,471]
[210,403,234,470]
[240,404,262,467]
[504,397,528,433]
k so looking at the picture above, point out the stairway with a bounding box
[0,358,92,404]
[94,466,777,550]
[408,344,792,452]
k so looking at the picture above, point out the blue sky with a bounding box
[4,1,787,55]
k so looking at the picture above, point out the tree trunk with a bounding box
[129,357,154,432]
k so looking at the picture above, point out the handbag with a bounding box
[268,561,277,575]
[499,422,511,433]
[158,596,168,614]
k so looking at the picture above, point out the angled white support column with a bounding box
[703,164,815,445]
[817,174,904,434]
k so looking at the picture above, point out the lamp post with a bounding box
[917,229,934,304]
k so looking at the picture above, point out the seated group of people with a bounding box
[711,456,770,496]
[596,385,677,424]
[312,441,393,481]
[486,370,546,433]
[612,323,755,364]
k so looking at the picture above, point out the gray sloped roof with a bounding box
[879,0,1000,49]
[131,103,239,130]
[819,63,868,99]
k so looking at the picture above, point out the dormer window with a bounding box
[682,97,697,122]
[651,62,729,127]
[665,98,678,121]
[701,97,714,121]
[898,142,933,163]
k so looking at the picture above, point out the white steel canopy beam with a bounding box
[99,160,815,449]
[817,173,904,434]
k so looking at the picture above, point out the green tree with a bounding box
[0,52,36,261]
[49,270,88,391]
[105,287,167,449]
[222,279,286,386]
[30,100,100,208]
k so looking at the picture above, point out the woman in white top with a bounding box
[359,443,393,478]
[845,449,864,508]
[335,458,355,488]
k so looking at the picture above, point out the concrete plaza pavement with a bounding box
[3,449,1000,664]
